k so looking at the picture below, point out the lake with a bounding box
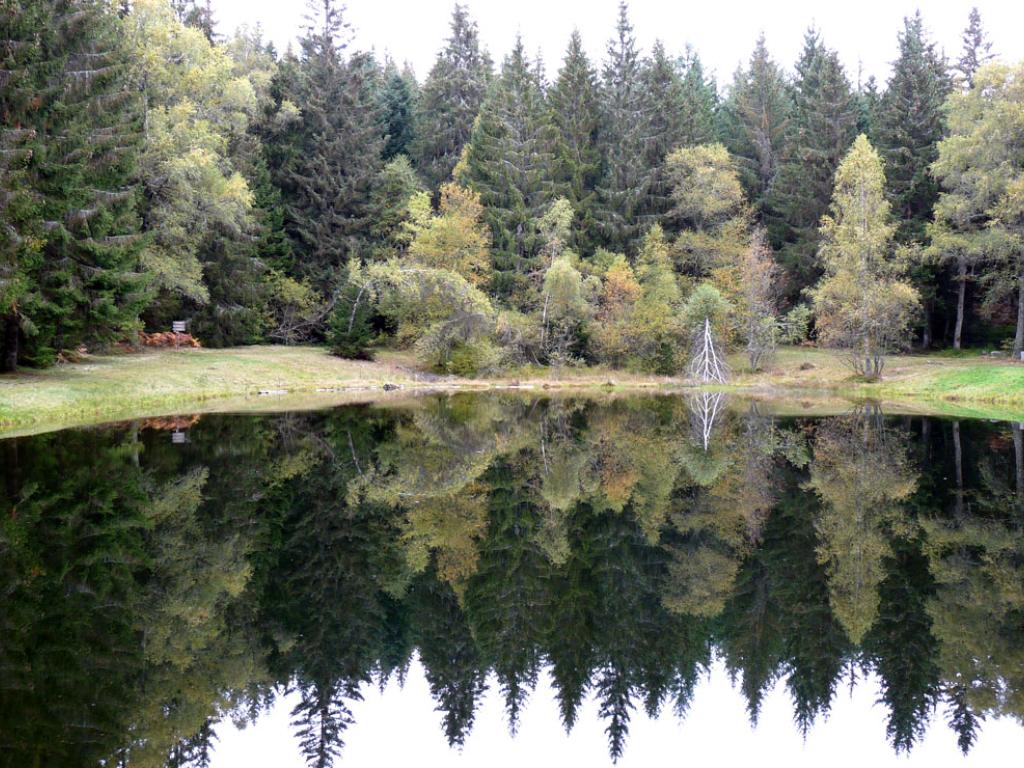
[1,393,1022,766]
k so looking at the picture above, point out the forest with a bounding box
[2,0,1023,379]
[2,396,1023,766]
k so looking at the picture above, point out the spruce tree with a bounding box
[770,30,858,298]
[280,0,385,291]
[378,58,418,160]
[954,7,993,90]
[463,36,554,309]
[718,34,791,222]
[641,40,688,223]
[5,0,146,369]
[412,4,491,190]
[874,12,950,244]
[595,1,650,255]
[0,0,45,371]
[548,30,601,255]
[677,46,718,147]
[874,12,950,346]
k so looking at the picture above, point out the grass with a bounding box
[1,344,1022,437]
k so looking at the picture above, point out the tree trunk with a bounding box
[953,421,964,520]
[921,300,932,349]
[1,313,18,374]
[954,259,967,350]
[1013,422,1023,499]
[1015,261,1024,360]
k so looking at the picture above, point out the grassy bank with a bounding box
[1,344,1022,436]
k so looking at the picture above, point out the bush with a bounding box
[443,339,503,377]
[327,282,375,359]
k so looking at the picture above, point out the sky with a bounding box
[209,0,1024,87]
[210,657,1024,767]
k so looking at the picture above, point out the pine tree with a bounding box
[280,0,385,291]
[5,0,147,369]
[677,46,718,147]
[770,30,858,298]
[718,34,791,224]
[595,1,650,255]
[954,7,993,90]
[412,4,491,190]
[548,30,602,254]
[463,36,554,309]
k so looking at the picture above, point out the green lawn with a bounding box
[1,344,1022,436]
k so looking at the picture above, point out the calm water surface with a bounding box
[1,394,1022,766]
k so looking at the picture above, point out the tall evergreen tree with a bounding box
[463,36,554,309]
[279,0,385,291]
[954,7,993,90]
[718,34,791,226]
[548,30,602,255]
[677,47,718,147]
[412,4,491,190]
[2,0,146,370]
[873,12,951,346]
[770,30,858,298]
[641,40,688,223]
[378,58,418,160]
[595,1,651,255]
[874,12,950,244]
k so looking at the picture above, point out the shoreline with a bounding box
[2,345,1022,437]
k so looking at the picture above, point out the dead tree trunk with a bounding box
[689,318,728,383]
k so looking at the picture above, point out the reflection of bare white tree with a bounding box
[687,391,727,451]
[689,318,729,383]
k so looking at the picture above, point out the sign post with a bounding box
[172,320,186,350]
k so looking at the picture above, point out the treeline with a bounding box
[2,0,1022,374]
[3,398,1024,766]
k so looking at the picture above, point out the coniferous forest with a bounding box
[2,0,1023,379]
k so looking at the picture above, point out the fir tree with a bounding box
[280,0,385,291]
[718,34,790,223]
[770,30,858,297]
[595,1,651,255]
[463,36,554,309]
[548,30,602,255]
[412,4,491,190]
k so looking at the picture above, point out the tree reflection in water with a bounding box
[1,395,1022,767]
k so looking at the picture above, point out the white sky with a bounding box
[210,0,1024,86]
[210,657,1024,767]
